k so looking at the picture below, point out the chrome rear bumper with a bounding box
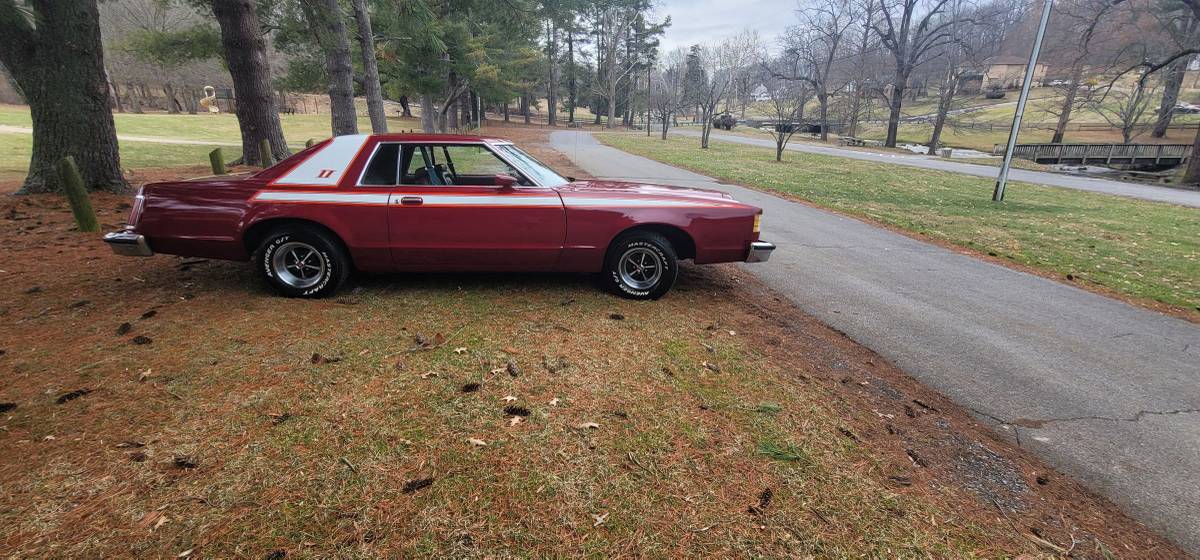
[746,241,775,263]
[103,230,153,257]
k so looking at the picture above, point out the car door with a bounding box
[387,143,566,271]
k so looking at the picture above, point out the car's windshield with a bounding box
[495,144,569,187]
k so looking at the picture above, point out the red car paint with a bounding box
[124,134,764,273]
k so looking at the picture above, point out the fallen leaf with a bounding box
[576,422,600,430]
[701,361,721,373]
[177,549,193,558]
[490,367,506,375]
[115,441,145,448]
[153,514,170,532]
[43,435,55,441]
[508,416,523,427]
[502,395,517,402]
[138,368,154,382]
[453,347,468,354]
[548,398,560,406]
[420,371,439,379]
[467,438,487,447]
[592,512,608,526]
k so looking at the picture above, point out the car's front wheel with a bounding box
[254,226,349,298]
[602,231,678,300]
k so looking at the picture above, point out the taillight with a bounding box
[752,212,762,233]
[127,187,146,228]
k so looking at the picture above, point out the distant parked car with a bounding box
[104,134,775,300]
[984,87,1006,99]
[1174,102,1200,114]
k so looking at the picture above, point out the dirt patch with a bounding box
[0,123,1185,558]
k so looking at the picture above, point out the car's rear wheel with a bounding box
[254,226,349,298]
[602,231,678,300]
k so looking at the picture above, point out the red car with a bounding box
[104,134,775,299]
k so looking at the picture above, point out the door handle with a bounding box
[398,196,423,206]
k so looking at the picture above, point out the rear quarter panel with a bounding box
[137,179,256,260]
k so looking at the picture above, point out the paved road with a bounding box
[669,128,1200,208]
[550,131,1200,554]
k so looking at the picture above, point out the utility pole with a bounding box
[993,0,1053,202]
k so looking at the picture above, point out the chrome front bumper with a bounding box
[746,241,775,263]
[103,230,153,257]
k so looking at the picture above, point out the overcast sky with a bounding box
[652,0,799,55]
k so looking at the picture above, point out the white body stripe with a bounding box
[395,195,561,206]
[254,191,390,204]
[271,135,368,187]
[564,197,733,208]
[252,190,731,208]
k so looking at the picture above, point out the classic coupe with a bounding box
[104,134,775,299]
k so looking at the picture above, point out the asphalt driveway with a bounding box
[550,130,1200,554]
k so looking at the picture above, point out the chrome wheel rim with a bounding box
[271,241,325,289]
[618,247,663,290]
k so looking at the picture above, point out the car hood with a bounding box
[556,179,735,201]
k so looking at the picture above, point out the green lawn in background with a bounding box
[600,132,1200,312]
[0,104,426,181]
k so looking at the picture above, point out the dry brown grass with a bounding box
[0,124,1185,558]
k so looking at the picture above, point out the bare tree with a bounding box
[1091,78,1159,143]
[778,0,855,142]
[873,0,962,147]
[760,58,813,160]
[649,48,688,139]
[1086,0,1200,181]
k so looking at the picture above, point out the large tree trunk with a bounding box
[566,31,576,123]
[606,51,618,129]
[419,94,436,132]
[546,20,558,127]
[1184,127,1200,184]
[817,92,830,142]
[350,0,387,133]
[0,0,126,193]
[302,0,358,136]
[1051,68,1083,144]
[927,76,958,154]
[884,69,906,147]
[163,82,180,114]
[211,0,289,165]
[1153,59,1187,139]
[107,69,124,113]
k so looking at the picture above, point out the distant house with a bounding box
[982,56,1048,89]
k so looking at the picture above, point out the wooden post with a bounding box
[259,138,273,167]
[56,156,99,233]
[209,148,226,175]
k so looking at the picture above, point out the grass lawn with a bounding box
[601,133,1200,314]
[0,104,434,183]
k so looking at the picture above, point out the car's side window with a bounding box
[400,145,441,185]
[360,143,400,186]
[437,145,531,186]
